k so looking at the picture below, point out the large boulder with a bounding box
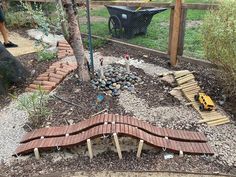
[0,42,29,95]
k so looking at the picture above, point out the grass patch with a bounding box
[82,6,208,59]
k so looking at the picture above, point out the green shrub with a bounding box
[202,0,236,95]
[5,11,34,28]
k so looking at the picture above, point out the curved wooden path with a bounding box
[15,123,213,156]
[20,114,207,143]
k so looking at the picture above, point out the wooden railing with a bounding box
[10,0,218,66]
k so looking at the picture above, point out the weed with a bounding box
[37,50,56,62]
[11,86,51,126]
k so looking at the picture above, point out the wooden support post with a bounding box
[170,0,183,66]
[34,148,40,160]
[87,139,93,160]
[136,140,144,158]
[113,133,122,159]
[168,7,174,55]
[179,150,184,157]
[177,8,187,56]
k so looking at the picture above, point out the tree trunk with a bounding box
[0,43,29,95]
[61,0,90,81]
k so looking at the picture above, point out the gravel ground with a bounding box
[118,88,236,168]
[0,94,28,164]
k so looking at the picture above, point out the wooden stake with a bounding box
[136,140,144,158]
[87,139,93,160]
[170,0,183,66]
[113,133,122,159]
[179,150,184,157]
[34,148,40,160]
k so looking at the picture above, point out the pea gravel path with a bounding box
[0,94,28,164]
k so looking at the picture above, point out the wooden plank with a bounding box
[198,116,228,123]
[177,55,215,68]
[181,83,198,90]
[208,118,230,126]
[168,8,174,55]
[177,76,195,85]
[175,72,193,79]
[182,85,200,90]
[209,120,230,126]
[176,73,194,81]
[170,0,182,66]
[81,33,169,59]
[177,8,187,56]
[92,1,173,8]
[182,3,218,10]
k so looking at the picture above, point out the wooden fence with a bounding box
[9,0,218,66]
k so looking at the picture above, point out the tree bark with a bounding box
[0,43,29,95]
[61,0,90,81]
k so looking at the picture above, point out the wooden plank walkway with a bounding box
[20,114,207,143]
[15,114,213,156]
[173,70,230,126]
[15,123,213,156]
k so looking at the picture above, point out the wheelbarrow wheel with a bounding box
[108,15,122,38]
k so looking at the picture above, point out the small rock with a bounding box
[116,84,121,89]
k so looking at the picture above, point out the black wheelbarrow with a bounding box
[105,5,167,39]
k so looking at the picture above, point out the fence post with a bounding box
[177,8,187,56]
[168,7,174,55]
[169,0,183,66]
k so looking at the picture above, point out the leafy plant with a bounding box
[11,86,51,126]
[202,0,236,95]
[37,50,56,62]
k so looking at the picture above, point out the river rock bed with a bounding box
[91,65,142,96]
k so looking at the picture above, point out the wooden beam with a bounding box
[91,1,172,8]
[177,8,187,56]
[183,3,218,10]
[81,33,169,59]
[169,0,182,66]
[168,7,174,55]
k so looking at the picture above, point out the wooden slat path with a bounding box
[20,114,207,143]
[174,70,230,126]
[15,123,213,156]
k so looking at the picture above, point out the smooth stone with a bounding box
[114,90,121,96]
[104,72,110,77]
[116,84,121,89]
[109,85,114,90]
[92,84,97,89]
[100,84,106,88]
[113,89,118,93]
[126,82,131,87]
[116,77,120,82]
[112,83,117,87]
[111,78,116,83]
[106,81,112,85]
[107,90,112,95]
[123,85,128,90]
[100,80,106,85]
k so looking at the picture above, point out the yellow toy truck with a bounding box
[194,92,215,111]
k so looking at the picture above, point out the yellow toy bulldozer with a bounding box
[194,92,215,111]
